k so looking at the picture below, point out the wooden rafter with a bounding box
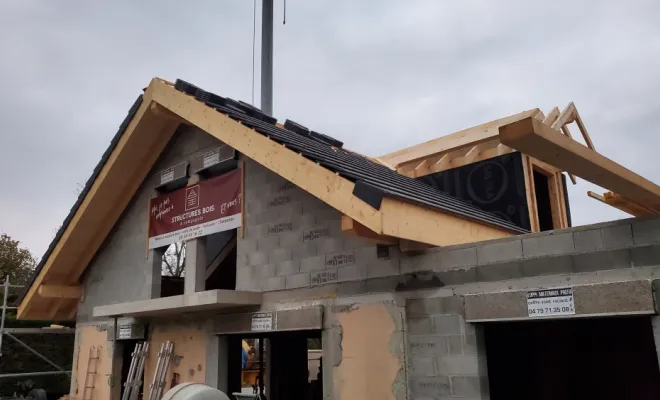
[500,116,660,211]
[587,191,659,217]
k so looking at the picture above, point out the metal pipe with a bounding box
[0,371,71,378]
[0,277,10,357]
[260,0,274,116]
[5,333,67,372]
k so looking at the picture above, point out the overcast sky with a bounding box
[1,1,659,258]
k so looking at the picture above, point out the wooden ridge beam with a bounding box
[500,117,660,209]
[38,285,82,299]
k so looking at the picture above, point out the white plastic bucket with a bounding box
[161,382,231,400]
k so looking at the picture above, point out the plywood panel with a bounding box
[71,326,112,400]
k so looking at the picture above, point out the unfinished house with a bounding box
[16,78,660,400]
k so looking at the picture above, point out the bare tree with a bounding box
[162,242,186,277]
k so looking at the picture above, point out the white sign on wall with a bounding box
[251,312,274,332]
[527,287,575,317]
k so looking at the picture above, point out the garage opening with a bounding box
[225,330,323,400]
[484,316,660,400]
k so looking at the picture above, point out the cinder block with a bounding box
[447,335,462,354]
[299,214,317,229]
[437,354,479,375]
[262,264,276,278]
[368,259,400,278]
[633,217,660,245]
[262,276,285,291]
[257,236,279,252]
[364,276,400,293]
[463,334,477,355]
[433,315,462,335]
[408,318,434,334]
[522,232,574,258]
[239,238,258,253]
[477,240,522,265]
[300,255,325,272]
[573,249,632,272]
[573,229,603,253]
[355,246,378,264]
[315,207,342,222]
[442,296,464,315]
[439,247,478,270]
[410,356,436,377]
[410,376,450,397]
[343,236,370,250]
[435,267,477,285]
[632,245,660,267]
[252,223,270,238]
[325,251,355,268]
[276,260,300,276]
[317,238,344,254]
[291,243,318,260]
[521,255,575,277]
[409,335,448,356]
[286,272,311,289]
[236,266,253,283]
[475,261,523,282]
[269,248,292,264]
[407,298,444,316]
[267,221,295,236]
[601,224,633,249]
[275,201,304,219]
[248,251,268,266]
[279,231,302,247]
[337,265,368,282]
[451,376,481,397]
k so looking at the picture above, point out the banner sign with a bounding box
[148,169,242,249]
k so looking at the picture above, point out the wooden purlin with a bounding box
[587,191,659,217]
[500,117,660,211]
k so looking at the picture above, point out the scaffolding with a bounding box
[0,277,73,379]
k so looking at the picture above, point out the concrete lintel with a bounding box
[465,279,655,322]
[92,289,262,318]
[211,305,323,334]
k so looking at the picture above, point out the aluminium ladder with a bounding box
[122,342,149,400]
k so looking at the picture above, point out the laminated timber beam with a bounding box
[37,285,82,299]
[500,117,660,210]
[587,191,659,217]
[341,216,397,245]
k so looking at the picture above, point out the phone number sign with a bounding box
[527,287,575,317]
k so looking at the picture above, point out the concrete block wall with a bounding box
[77,127,223,321]
[405,296,489,399]
[400,216,660,287]
[236,158,404,292]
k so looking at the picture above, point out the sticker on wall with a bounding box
[527,287,575,317]
[251,312,274,332]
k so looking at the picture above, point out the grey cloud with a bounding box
[1,0,658,257]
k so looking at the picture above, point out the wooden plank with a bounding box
[341,216,398,245]
[240,159,246,238]
[380,108,541,168]
[573,108,596,151]
[379,197,515,247]
[38,285,82,299]
[522,155,540,232]
[151,80,383,234]
[500,117,660,210]
[542,107,560,125]
[587,191,658,217]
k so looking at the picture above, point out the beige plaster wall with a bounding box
[333,303,404,400]
[70,325,114,400]
[142,322,210,397]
